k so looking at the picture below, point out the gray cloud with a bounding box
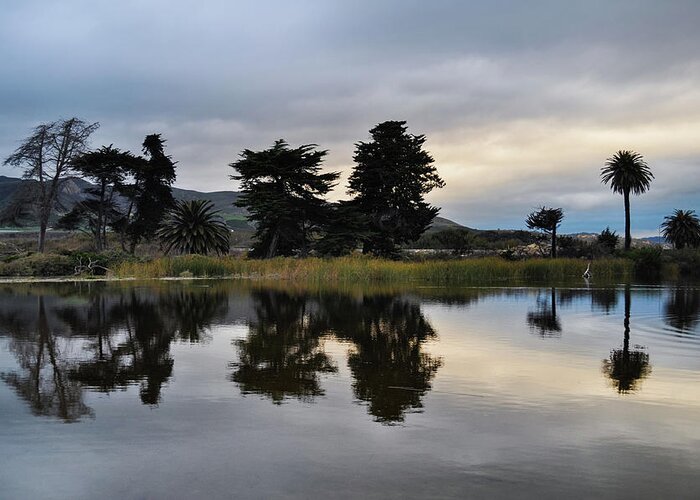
[1,0,699,233]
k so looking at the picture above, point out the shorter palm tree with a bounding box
[157,200,230,256]
[661,209,700,249]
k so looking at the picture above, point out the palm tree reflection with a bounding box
[602,286,651,393]
[664,287,700,333]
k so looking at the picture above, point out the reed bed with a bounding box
[112,255,632,284]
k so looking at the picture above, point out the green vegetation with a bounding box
[112,255,632,283]
[157,200,230,256]
[661,209,700,250]
[1,117,696,281]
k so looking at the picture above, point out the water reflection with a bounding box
[602,286,651,393]
[527,288,561,337]
[231,290,442,423]
[0,284,229,420]
[3,281,700,424]
[0,296,93,422]
[320,294,442,423]
[591,288,618,314]
[231,290,337,403]
[664,287,700,333]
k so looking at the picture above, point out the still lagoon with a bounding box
[1,280,699,499]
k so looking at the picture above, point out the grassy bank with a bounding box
[112,255,633,284]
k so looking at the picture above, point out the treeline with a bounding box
[3,118,444,258]
[520,150,699,258]
[3,118,699,261]
[3,119,176,254]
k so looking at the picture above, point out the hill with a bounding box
[0,175,467,233]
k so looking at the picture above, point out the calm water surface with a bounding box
[1,280,699,499]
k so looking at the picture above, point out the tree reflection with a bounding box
[527,288,562,337]
[0,296,93,422]
[602,286,651,393]
[591,288,619,314]
[0,284,228,419]
[230,290,442,424]
[161,287,229,343]
[231,290,337,403]
[664,287,700,333]
[328,294,442,424]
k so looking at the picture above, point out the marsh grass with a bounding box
[113,255,632,284]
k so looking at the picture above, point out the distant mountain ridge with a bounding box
[0,175,463,232]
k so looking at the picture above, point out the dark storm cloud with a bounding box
[1,0,699,233]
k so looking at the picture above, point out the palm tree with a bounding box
[601,150,654,250]
[661,209,700,249]
[157,199,230,256]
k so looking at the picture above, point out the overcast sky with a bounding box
[1,0,699,235]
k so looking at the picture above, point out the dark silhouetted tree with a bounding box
[348,120,445,257]
[230,140,339,258]
[431,228,475,256]
[3,118,99,252]
[315,201,371,256]
[124,134,177,253]
[661,209,700,249]
[597,226,619,253]
[526,206,564,258]
[601,150,654,251]
[157,200,230,256]
[57,145,140,251]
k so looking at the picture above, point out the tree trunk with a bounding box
[623,285,631,356]
[96,180,106,251]
[266,229,280,259]
[624,189,631,251]
[38,218,47,253]
[551,227,557,258]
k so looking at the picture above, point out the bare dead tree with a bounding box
[3,118,99,252]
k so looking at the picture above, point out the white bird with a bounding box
[582,262,591,279]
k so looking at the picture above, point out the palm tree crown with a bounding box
[601,150,654,195]
[661,209,700,249]
[601,150,654,250]
[157,199,230,256]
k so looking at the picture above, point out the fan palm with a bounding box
[157,200,230,256]
[661,209,700,249]
[601,150,654,250]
